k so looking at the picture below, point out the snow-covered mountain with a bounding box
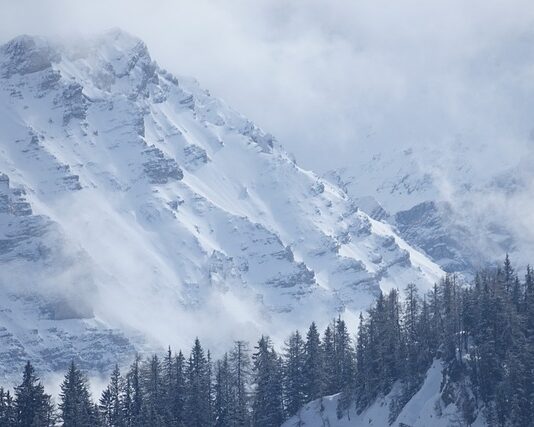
[0,30,444,381]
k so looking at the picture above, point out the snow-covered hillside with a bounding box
[0,30,444,380]
[283,360,485,427]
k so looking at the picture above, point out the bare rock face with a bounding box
[142,146,183,184]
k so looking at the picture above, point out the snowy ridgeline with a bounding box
[284,361,485,427]
[0,29,445,379]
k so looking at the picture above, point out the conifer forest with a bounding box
[0,257,533,426]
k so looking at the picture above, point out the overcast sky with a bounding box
[1,0,534,172]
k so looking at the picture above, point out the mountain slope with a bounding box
[0,30,443,379]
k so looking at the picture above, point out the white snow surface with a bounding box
[0,30,444,379]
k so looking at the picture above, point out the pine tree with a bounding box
[14,361,55,427]
[207,350,214,426]
[59,362,98,427]
[141,355,164,425]
[525,266,534,336]
[161,347,176,426]
[503,253,514,294]
[403,283,421,385]
[283,330,306,416]
[122,377,132,427]
[0,388,16,427]
[382,290,402,393]
[99,364,124,427]
[168,350,187,427]
[0,388,7,426]
[416,295,434,369]
[302,322,323,402]
[214,354,232,426]
[125,355,143,427]
[99,388,113,427]
[321,325,336,395]
[6,390,16,427]
[252,336,284,427]
[184,338,212,427]
[335,317,356,418]
[109,364,125,427]
[354,312,369,408]
[429,282,443,354]
[229,340,251,427]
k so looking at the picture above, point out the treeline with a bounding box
[1,256,533,426]
[339,255,534,426]
[0,319,355,426]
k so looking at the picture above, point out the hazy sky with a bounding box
[1,0,534,171]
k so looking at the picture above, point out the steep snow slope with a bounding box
[0,30,443,379]
[283,360,486,427]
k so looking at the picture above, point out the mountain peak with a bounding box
[94,28,150,62]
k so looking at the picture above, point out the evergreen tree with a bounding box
[14,361,54,427]
[403,283,422,386]
[99,364,124,427]
[172,351,186,426]
[99,388,113,427]
[503,253,514,294]
[321,325,336,395]
[214,354,232,426]
[125,355,143,427]
[525,266,534,336]
[184,338,212,427]
[382,290,402,393]
[416,295,434,370]
[141,355,164,425]
[428,282,443,355]
[207,350,214,426]
[252,336,284,427]
[59,362,98,427]
[282,330,306,416]
[0,388,16,427]
[228,340,251,427]
[0,388,7,426]
[161,348,176,426]
[302,322,323,402]
[354,312,368,407]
